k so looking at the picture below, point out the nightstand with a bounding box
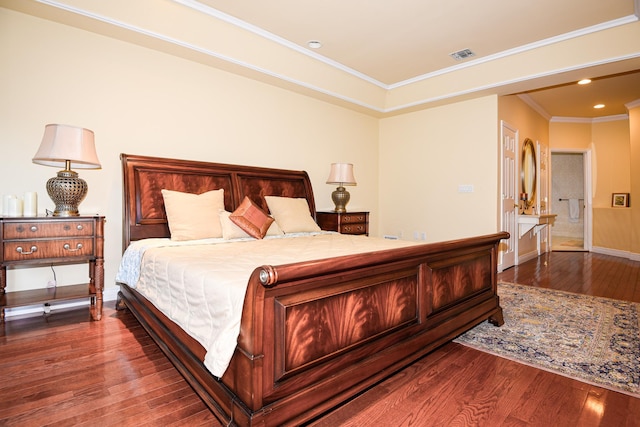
[0,215,105,322]
[316,211,369,235]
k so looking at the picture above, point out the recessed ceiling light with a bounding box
[578,79,592,85]
[593,104,605,109]
[307,40,322,49]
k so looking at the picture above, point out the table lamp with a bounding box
[326,163,356,213]
[32,124,101,216]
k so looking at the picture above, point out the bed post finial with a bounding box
[259,266,277,286]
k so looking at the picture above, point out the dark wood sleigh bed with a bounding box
[115,153,508,426]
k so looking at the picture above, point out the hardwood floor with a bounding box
[0,305,216,426]
[1,251,638,426]
[498,251,640,303]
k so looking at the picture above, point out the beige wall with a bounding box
[630,104,640,255]
[549,118,634,254]
[592,120,631,206]
[593,208,632,251]
[498,95,550,259]
[0,9,380,293]
[378,96,499,243]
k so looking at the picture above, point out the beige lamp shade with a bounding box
[32,124,100,216]
[33,124,101,169]
[326,163,356,186]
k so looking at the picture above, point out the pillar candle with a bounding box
[8,196,23,217]
[23,192,38,216]
[2,194,16,216]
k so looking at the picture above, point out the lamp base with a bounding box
[331,186,350,213]
[46,169,88,217]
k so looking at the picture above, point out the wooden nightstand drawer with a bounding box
[339,223,367,234]
[3,238,94,262]
[3,220,94,239]
[339,214,367,224]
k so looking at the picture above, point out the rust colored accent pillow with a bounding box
[230,196,275,239]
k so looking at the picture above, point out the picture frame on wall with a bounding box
[612,193,630,207]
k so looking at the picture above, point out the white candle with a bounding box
[3,194,16,216]
[23,192,38,216]
[8,196,23,217]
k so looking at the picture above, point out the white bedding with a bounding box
[116,232,417,377]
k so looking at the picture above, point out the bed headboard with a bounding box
[120,153,317,250]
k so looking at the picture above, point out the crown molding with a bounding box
[550,114,629,123]
[517,94,551,120]
[626,98,640,109]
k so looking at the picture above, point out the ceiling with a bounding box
[2,0,639,117]
[195,0,640,119]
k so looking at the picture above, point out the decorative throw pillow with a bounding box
[161,188,225,241]
[229,196,275,239]
[220,209,284,239]
[264,196,321,233]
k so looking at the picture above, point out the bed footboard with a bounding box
[220,231,507,426]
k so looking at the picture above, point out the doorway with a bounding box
[550,150,592,251]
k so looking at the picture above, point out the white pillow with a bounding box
[161,189,225,241]
[219,210,251,239]
[264,196,321,233]
[220,210,284,239]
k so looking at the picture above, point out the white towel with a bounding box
[568,199,580,222]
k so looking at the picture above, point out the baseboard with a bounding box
[591,246,640,262]
[517,250,539,265]
[3,286,120,320]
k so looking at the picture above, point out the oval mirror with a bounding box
[521,138,536,210]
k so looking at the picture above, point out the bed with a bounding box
[115,153,508,426]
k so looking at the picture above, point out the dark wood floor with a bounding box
[1,251,639,426]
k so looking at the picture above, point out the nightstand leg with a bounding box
[1,265,5,294]
[89,259,104,321]
[0,266,5,323]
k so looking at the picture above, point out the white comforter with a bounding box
[116,232,416,377]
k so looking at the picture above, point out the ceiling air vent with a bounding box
[449,48,475,61]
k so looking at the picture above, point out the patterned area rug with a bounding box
[454,282,640,397]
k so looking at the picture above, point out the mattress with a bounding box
[116,232,416,377]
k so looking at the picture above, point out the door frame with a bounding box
[550,148,593,251]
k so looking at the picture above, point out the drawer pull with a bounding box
[16,245,38,255]
[77,224,84,231]
[63,243,83,252]
[30,226,38,232]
